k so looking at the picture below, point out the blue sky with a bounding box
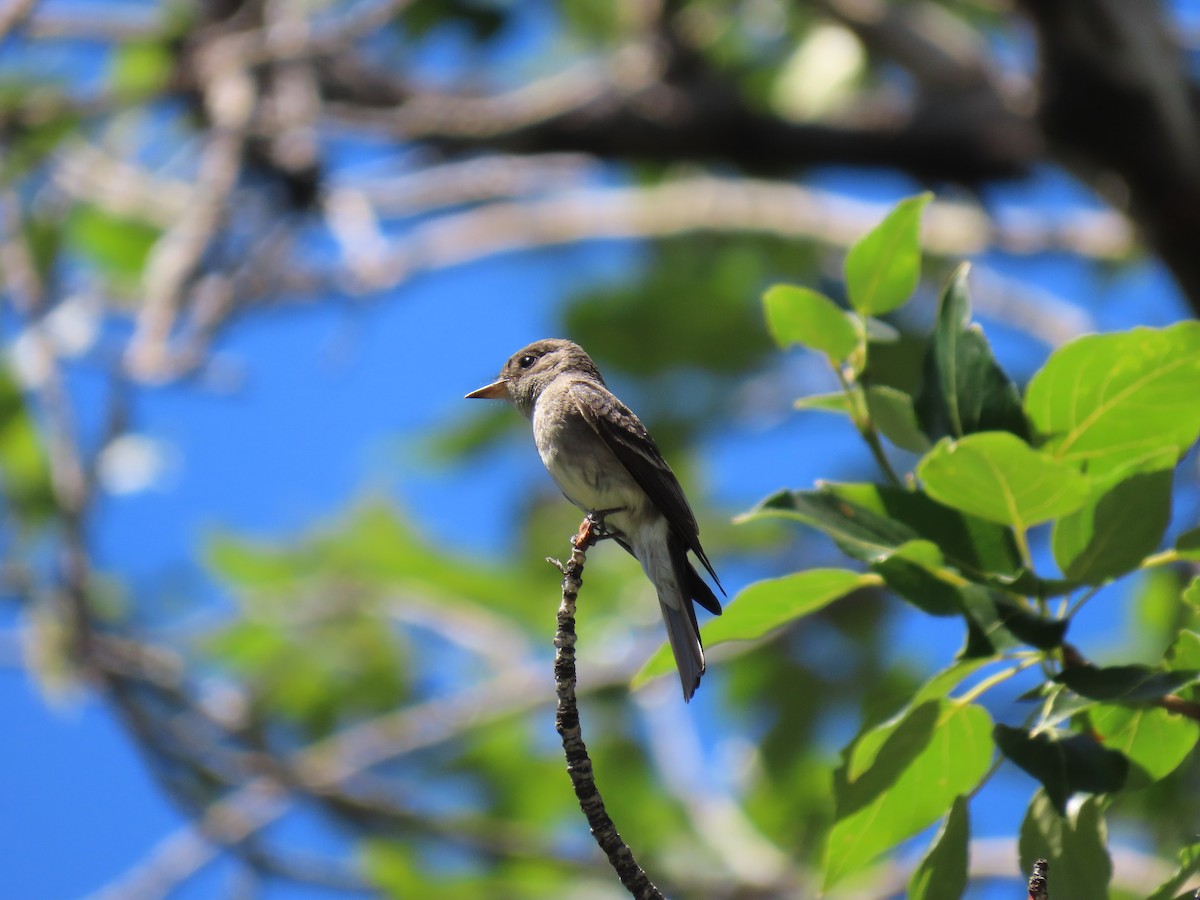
[3,3,1199,897]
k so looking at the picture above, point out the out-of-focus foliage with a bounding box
[166,198,1200,898]
[732,198,1200,896]
[4,0,1200,897]
[0,368,54,524]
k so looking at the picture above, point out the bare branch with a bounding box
[346,178,1131,294]
[23,3,159,41]
[125,37,255,382]
[552,514,664,899]
[814,0,998,93]
[0,0,36,41]
[53,144,194,229]
[346,153,595,217]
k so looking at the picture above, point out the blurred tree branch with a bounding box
[5,0,1168,390]
[1019,0,1200,311]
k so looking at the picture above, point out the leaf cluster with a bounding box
[669,196,1200,895]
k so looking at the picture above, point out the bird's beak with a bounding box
[465,379,509,400]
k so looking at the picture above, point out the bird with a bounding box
[466,338,723,700]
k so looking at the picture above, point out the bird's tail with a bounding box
[659,593,704,701]
[625,529,722,701]
[658,537,721,701]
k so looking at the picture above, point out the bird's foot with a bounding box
[588,507,624,539]
[573,507,624,549]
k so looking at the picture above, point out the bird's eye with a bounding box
[517,354,537,369]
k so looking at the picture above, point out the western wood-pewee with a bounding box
[466,339,723,701]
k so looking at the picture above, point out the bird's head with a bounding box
[465,338,603,418]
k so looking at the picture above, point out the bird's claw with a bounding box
[588,507,624,538]
[573,507,624,549]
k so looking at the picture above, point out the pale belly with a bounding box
[533,403,649,538]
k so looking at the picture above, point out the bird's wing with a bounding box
[568,380,723,593]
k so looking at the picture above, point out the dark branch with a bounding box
[326,76,1038,185]
[1018,0,1200,315]
[1028,857,1048,900]
[550,514,665,900]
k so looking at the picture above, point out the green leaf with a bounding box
[1180,580,1200,609]
[421,405,517,464]
[1055,664,1200,703]
[917,432,1091,530]
[206,536,305,590]
[958,587,1067,656]
[24,214,62,282]
[0,109,79,184]
[871,539,963,617]
[110,41,173,98]
[907,795,970,900]
[994,725,1129,813]
[793,391,853,413]
[361,839,420,897]
[1176,527,1200,561]
[1019,791,1112,900]
[863,316,901,343]
[1129,567,1189,665]
[763,284,858,359]
[0,368,55,523]
[867,329,927,395]
[67,204,160,285]
[1089,704,1200,787]
[867,385,931,453]
[825,482,1022,580]
[633,569,879,685]
[745,484,1071,622]
[1051,449,1175,583]
[1185,580,1200,609]
[205,620,289,671]
[1025,322,1200,478]
[361,840,494,898]
[210,606,409,736]
[738,487,920,563]
[914,263,1030,441]
[821,482,1079,605]
[1168,630,1200,670]
[1147,843,1200,900]
[844,193,931,316]
[824,700,992,888]
[563,234,778,379]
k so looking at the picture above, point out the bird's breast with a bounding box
[533,396,646,528]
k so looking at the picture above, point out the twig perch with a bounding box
[549,514,665,900]
[1028,857,1048,900]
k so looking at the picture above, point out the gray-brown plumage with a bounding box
[466,338,723,700]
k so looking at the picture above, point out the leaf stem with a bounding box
[832,363,904,489]
[963,665,1041,802]
[957,656,1040,706]
[1013,527,1033,572]
[1141,549,1179,569]
[1065,584,1103,619]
